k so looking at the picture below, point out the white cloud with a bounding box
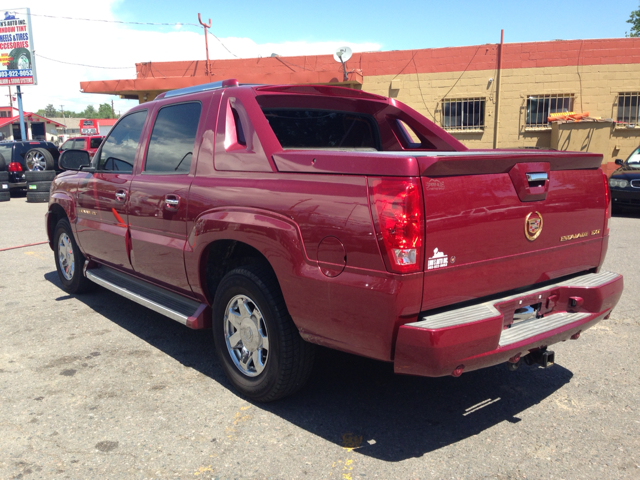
[19,0,380,117]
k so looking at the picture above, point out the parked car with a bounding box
[0,141,61,193]
[609,147,640,212]
[59,135,105,159]
[48,80,622,401]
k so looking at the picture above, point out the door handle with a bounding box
[164,194,180,211]
[115,190,127,201]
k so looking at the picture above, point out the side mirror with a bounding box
[615,159,624,166]
[59,150,93,171]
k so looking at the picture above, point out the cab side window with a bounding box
[144,102,202,174]
[90,137,103,149]
[97,111,147,173]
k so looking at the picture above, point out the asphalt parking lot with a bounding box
[1,198,638,479]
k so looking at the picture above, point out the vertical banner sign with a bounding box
[0,8,37,86]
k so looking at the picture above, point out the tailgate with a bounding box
[417,151,608,311]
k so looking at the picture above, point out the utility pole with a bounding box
[60,105,66,135]
[8,86,13,111]
[111,99,115,118]
[198,13,212,82]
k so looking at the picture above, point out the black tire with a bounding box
[0,191,9,202]
[53,218,93,294]
[27,181,52,192]
[212,265,316,402]
[25,170,56,182]
[26,191,50,203]
[7,48,31,70]
[0,152,6,172]
[25,148,54,171]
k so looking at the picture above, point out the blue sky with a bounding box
[17,0,640,114]
[113,0,639,50]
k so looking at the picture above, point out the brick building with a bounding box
[81,37,640,174]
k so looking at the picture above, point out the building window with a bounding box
[0,111,9,118]
[617,92,640,126]
[441,98,485,131]
[526,94,574,128]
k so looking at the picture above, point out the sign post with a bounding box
[16,85,25,139]
[0,7,37,140]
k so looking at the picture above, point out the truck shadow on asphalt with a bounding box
[46,271,573,463]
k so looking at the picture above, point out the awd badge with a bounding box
[524,211,543,241]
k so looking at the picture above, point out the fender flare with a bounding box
[48,191,79,248]
[184,207,312,305]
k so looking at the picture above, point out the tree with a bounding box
[97,103,113,119]
[44,104,57,117]
[627,4,640,37]
[82,105,97,119]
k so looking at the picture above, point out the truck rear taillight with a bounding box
[369,177,424,274]
[8,162,22,172]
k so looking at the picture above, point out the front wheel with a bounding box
[212,265,316,402]
[53,219,94,294]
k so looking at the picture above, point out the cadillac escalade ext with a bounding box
[46,79,623,401]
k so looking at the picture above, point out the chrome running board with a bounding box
[86,266,203,326]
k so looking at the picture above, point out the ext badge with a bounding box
[524,211,543,241]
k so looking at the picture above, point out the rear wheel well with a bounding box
[203,240,277,304]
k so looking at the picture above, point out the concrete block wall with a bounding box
[361,46,640,171]
[363,62,640,168]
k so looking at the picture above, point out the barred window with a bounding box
[526,94,574,127]
[617,92,640,125]
[441,98,485,131]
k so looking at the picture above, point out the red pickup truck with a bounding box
[47,80,623,401]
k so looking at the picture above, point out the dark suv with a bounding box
[0,141,61,193]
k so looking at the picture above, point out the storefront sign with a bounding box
[0,8,36,86]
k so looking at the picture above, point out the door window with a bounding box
[97,111,147,173]
[144,102,202,173]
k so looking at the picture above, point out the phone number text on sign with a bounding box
[0,68,31,78]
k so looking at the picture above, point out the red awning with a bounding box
[0,113,66,129]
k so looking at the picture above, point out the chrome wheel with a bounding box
[224,294,269,377]
[57,232,75,281]
[25,150,46,171]
[17,54,30,70]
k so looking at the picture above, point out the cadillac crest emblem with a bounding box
[524,211,543,241]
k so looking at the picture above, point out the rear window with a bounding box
[0,143,12,160]
[261,109,379,150]
[90,138,103,149]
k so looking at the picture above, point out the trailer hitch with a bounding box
[524,349,555,368]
